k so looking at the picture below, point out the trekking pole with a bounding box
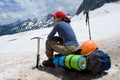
[86,11,92,40]
[31,37,43,69]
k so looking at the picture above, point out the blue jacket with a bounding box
[47,21,79,46]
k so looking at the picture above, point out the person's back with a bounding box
[48,21,79,46]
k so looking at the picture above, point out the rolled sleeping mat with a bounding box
[64,55,73,69]
[53,55,65,67]
[64,54,86,71]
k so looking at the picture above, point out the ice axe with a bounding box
[31,37,43,69]
[85,11,92,40]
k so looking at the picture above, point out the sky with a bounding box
[0,0,83,25]
[0,2,120,80]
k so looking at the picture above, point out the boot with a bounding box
[42,59,55,68]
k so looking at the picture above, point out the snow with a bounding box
[0,2,120,80]
[71,2,120,43]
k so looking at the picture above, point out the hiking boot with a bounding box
[42,59,55,68]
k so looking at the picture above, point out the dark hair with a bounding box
[62,17,71,23]
[57,16,71,23]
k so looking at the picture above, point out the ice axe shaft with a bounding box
[31,37,43,69]
[86,11,92,40]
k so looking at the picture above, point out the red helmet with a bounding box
[81,40,98,56]
[51,11,66,19]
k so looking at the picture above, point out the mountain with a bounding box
[75,0,120,15]
[0,14,53,36]
[0,1,120,80]
[0,13,73,36]
[0,0,119,36]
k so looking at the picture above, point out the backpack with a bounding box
[85,50,111,74]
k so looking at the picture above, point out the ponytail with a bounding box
[62,17,71,23]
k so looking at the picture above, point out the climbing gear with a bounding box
[81,40,98,56]
[53,54,65,67]
[64,54,86,71]
[53,54,86,71]
[86,50,111,74]
[86,11,92,40]
[31,37,43,69]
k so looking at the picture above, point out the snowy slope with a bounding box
[0,2,120,80]
[71,2,120,43]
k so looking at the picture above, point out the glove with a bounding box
[53,36,64,44]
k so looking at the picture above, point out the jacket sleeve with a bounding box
[47,24,59,40]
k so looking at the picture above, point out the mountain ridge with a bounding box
[75,0,120,15]
[0,0,120,36]
[0,15,53,36]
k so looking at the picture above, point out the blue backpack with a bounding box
[86,50,111,73]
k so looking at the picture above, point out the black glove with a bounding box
[53,36,64,44]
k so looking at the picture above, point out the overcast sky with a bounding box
[0,0,83,25]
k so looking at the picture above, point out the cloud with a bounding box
[0,1,4,6]
[0,0,83,25]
